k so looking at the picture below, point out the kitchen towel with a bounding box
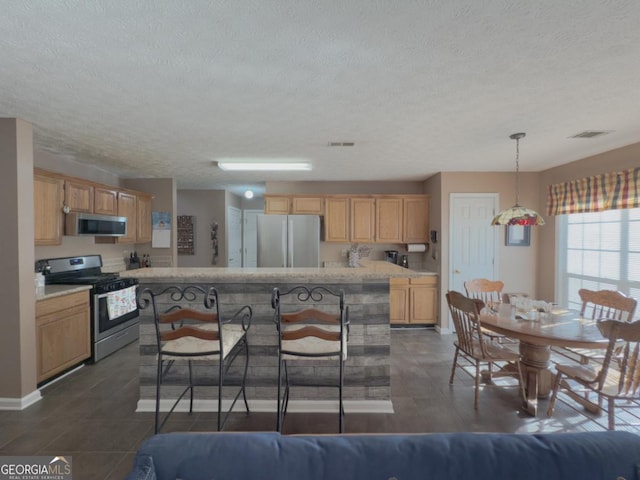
[406,244,427,253]
[107,286,137,320]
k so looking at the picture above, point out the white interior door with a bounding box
[243,210,262,267]
[449,194,498,294]
[227,206,242,267]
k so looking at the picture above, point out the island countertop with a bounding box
[121,259,436,282]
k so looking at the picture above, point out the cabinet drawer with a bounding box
[36,291,89,319]
[410,276,437,286]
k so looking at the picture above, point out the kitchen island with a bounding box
[122,261,436,415]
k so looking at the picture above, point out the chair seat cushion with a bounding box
[281,324,347,360]
[161,324,245,360]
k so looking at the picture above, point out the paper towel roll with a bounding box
[406,244,427,253]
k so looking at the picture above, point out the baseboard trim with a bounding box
[0,389,42,410]
[435,325,452,334]
[137,399,394,414]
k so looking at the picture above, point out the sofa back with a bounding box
[125,431,640,480]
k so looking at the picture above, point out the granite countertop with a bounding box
[120,260,437,282]
[36,284,92,301]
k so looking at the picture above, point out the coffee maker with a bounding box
[384,250,399,264]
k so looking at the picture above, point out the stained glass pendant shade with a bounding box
[491,133,545,226]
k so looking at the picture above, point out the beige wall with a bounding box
[536,142,640,301]
[177,190,227,267]
[0,119,37,400]
[424,171,541,332]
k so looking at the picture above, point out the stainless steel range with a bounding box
[37,255,139,362]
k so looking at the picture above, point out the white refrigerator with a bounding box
[257,215,320,267]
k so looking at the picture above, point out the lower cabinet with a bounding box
[36,290,91,383]
[390,276,437,325]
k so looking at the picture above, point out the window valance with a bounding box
[547,167,640,215]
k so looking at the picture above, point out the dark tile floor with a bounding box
[1,329,637,479]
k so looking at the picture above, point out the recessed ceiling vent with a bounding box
[328,141,355,147]
[569,130,612,139]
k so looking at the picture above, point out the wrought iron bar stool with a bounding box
[139,284,252,433]
[271,285,349,432]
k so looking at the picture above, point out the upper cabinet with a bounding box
[264,195,290,214]
[291,196,324,215]
[117,192,138,244]
[324,197,350,242]
[376,197,404,243]
[34,168,153,244]
[403,196,429,243]
[136,194,153,243]
[34,172,63,246]
[273,193,429,244]
[350,197,375,243]
[64,180,93,213]
[264,195,324,215]
[94,186,119,215]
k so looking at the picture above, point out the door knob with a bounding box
[454,269,461,274]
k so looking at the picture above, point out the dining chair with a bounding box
[547,318,640,430]
[464,278,510,343]
[139,284,253,434]
[271,285,349,432]
[446,290,525,410]
[561,289,637,364]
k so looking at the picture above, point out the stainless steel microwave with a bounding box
[65,212,127,237]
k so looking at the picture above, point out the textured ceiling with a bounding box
[2,0,640,197]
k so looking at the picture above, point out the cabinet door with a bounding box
[117,192,137,243]
[376,197,403,243]
[36,291,90,383]
[64,180,94,213]
[390,278,410,324]
[264,195,290,214]
[291,196,324,215]
[34,174,63,246]
[136,194,152,243]
[94,187,119,215]
[324,197,349,242]
[350,197,375,243]
[403,196,429,243]
[409,277,438,324]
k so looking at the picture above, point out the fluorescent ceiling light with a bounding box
[216,159,312,171]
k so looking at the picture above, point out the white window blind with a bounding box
[558,207,640,320]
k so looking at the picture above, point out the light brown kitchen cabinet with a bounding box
[390,278,410,324]
[264,195,291,214]
[94,187,119,215]
[403,196,429,243]
[390,276,437,324]
[117,192,138,243]
[34,173,63,246]
[350,197,375,243]
[376,197,403,243]
[64,180,94,213]
[36,290,90,383]
[136,194,152,243]
[291,196,324,215]
[324,196,350,242]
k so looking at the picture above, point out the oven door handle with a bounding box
[96,293,110,299]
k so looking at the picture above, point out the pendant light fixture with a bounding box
[491,132,545,226]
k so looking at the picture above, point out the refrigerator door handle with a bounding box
[287,218,294,267]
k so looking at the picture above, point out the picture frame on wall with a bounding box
[505,225,531,246]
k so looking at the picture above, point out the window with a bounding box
[557,207,640,320]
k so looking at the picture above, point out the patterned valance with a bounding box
[547,167,640,215]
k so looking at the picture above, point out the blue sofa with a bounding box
[125,431,640,480]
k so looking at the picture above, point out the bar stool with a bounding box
[139,284,252,433]
[271,285,349,432]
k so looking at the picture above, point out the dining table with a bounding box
[479,307,608,416]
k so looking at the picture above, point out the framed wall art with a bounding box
[505,225,531,247]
